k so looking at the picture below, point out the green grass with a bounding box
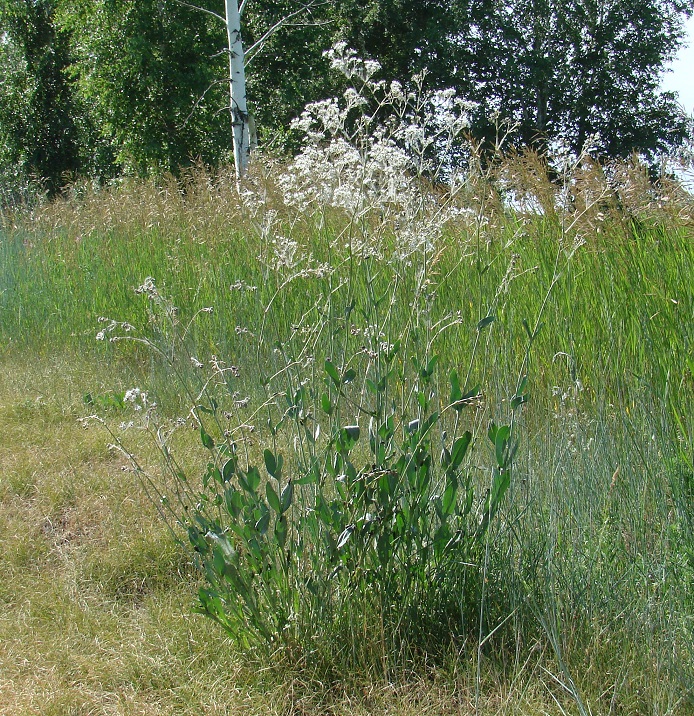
[0,164,692,713]
[2,183,690,412]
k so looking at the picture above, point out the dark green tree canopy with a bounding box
[1,0,692,191]
[1,0,80,194]
[331,0,458,86]
[57,0,232,176]
[455,0,694,159]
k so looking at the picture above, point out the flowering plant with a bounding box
[97,47,528,673]
[279,43,475,261]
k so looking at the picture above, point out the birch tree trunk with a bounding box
[225,0,250,178]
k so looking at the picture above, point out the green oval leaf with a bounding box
[321,392,333,415]
[275,515,288,548]
[264,449,277,477]
[449,369,462,404]
[325,359,340,386]
[266,481,281,513]
[511,393,528,409]
[442,475,458,516]
[200,427,214,450]
[255,509,270,535]
[477,315,496,331]
[494,425,511,466]
[337,525,354,550]
[450,431,472,470]
[245,466,261,492]
[280,480,293,514]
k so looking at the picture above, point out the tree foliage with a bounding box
[57,0,231,176]
[240,0,336,146]
[330,0,457,87]
[454,0,694,159]
[0,0,692,190]
[332,0,693,160]
[0,0,80,195]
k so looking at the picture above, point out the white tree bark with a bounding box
[177,0,320,179]
[225,0,250,179]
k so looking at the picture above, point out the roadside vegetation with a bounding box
[1,67,692,714]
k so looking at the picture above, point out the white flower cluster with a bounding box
[95,316,134,342]
[123,387,151,412]
[270,235,300,270]
[134,276,159,300]
[229,279,257,292]
[280,134,415,217]
[279,45,475,262]
[324,42,382,83]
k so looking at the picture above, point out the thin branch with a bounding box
[172,0,225,23]
[180,78,229,129]
[244,1,329,64]
[209,47,230,59]
[245,19,335,66]
[213,103,233,120]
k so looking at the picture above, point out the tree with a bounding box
[447,0,694,160]
[0,0,80,195]
[329,0,458,87]
[554,0,693,158]
[57,0,331,179]
[57,0,231,176]
[184,0,330,177]
[323,0,693,161]
[240,0,335,152]
[2,0,692,191]
[224,0,249,176]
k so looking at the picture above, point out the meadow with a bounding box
[0,143,692,715]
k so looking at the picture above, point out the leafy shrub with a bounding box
[100,276,527,673]
[188,353,521,664]
[96,48,533,673]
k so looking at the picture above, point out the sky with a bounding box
[661,14,694,114]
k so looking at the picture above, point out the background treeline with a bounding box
[1,0,693,198]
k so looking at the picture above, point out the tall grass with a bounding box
[2,163,691,394]
[1,113,693,711]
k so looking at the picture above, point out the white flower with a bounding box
[124,388,142,402]
[124,388,148,411]
[135,277,158,298]
[389,80,404,99]
[271,235,300,270]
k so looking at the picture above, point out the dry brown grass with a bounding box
[0,354,598,716]
[8,153,692,252]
